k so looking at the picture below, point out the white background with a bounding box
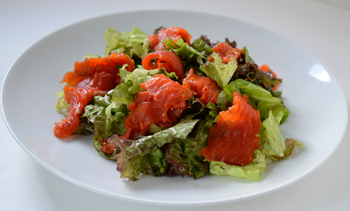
[1,0,350,210]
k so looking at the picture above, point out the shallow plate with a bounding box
[2,10,348,206]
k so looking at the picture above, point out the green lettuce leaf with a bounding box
[105,65,156,120]
[105,65,178,120]
[164,102,218,178]
[242,46,255,64]
[233,62,282,97]
[83,54,102,59]
[162,38,205,65]
[191,38,213,57]
[233,79,289,123]
[54,91,68,116]
[277,138,304,160]
[72,117,94,135]
[104,26,149,58]
[140,148,170,176]
[115,119,200,181]
[260,110,286,158]
[260,111,303,160]
[210,150,266,181]
[84,102,129,160]
[216,82,241,110]
[199,53,238,89]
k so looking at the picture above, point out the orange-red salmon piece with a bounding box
[120,74,192,140]
[62,52,135,86]
[55,53,135,139]
[183,68,222,105]
[54,72,117,138]
[148,27,192,51]
[208,42,242,63]
[142,50,185,80]
[199,92,261,166]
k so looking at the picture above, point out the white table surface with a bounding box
[1,0,350,210]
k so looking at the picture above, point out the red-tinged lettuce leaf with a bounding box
[114,119,200,181]
[165,121,209,178]
[83,103,129,160]
[165,103,218,178]
[79,94,129,161]
[139,148,170,176]
[269,138,304,161]
[233,62,282,97]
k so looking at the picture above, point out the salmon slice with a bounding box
[62,52,135,86]
[142,50,185,79]
[148,27,192,51]
[199,92,261,166]
[54,72,116,138]
[183,68,222,105]
[120,74,192,140]
[208,42,242,63]
[54,53,135,139]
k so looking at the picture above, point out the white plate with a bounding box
[2,10,348,206]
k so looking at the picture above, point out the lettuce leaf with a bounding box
[105,65,156,120]
[140,148,170,176]
[242,46,255,64]
[105,65,179,120]
[115,119,200,181]
[72,117,94,135]
[276,138,304,160]
[233,79,289,123]
[162,38,205,65]
[191,38,213,57]
[104,26,149,58]
[54,91,68,116]
[199,53,238,89]
[210,150,266,181]
[260,110,286,158]
[216,82,241,110]
[260,111,303,160]
[84,100,129,160]
[233,62,282,97]
[164,103,218,178]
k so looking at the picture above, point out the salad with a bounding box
[54,26,303,181]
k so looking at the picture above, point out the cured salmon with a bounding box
[120,74,192,140]
[54,72,117,138]
[62,52,135,86]
[54,53,135,139]
[199,92,261,166]
[208,42,242,63]
[148,27,192,51]
[142,50,185,79]
[183,68,221,105]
